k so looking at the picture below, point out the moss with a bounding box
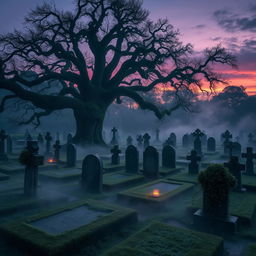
[104,222,223,256]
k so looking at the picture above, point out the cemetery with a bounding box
[0,0,256,256]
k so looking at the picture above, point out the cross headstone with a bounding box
[242,147,256,175]
[143,133,151,149]
[53,140,61,163]
[111,145,121,165]
[207,137,216,152]
[0,129,8,161]
[192,129,204,156]
[66,143,76,167]
[127,136,133,146]
[23,140,44,196]
[6,135,13,154]
[143,146,159,178]
[137,135,143,148]
[45,132,53,155]
[222,130,232,155]
[81,154,103,193]
[186,150,201,175]
[224,156,245,192]
[125,145,139,173]
[110,127,118,145]
[162,145,176,169]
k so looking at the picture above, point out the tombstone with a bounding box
[162,145,176,169]
[37,133,44,145]
[242,147,256,175]
[143,133,151,149]
[137,135,143,148]
[169,133,177,147]
[186,150,201,175]
[111,145,121,165]
[207,137,216,152]
[222,130,232,155]
[110,127,118,145]
[53,140,61,163]
[81,154,103,193]
[224,156,245,192]
[45,132,53,155]
[192,129,204,156]
[201,133,207,146]
[226,142,236,158]
[125,145,139,173]
[0,129,8,161]
[182,134,189,148]
[66,143,76,167]
[67,133,73,145]
[6,135,13,154]
[143,146,159,178]
[155,128,160,142]
[126,136,133,146]
[194,164,237,233]
[233,142,241,158]
[21,140,44,196]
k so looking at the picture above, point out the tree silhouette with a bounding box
[0,0,236,145]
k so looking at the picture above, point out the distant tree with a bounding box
[0,0,236,145]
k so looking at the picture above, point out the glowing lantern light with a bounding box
[47,158,56,163]
[152,189,160,197]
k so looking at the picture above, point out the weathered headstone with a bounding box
[53,140,61,163]
[192,129,204,156]
[126,136,133,146]
[125,145,139,173]
[66,143,76,167]
[110,127,118,145]
[207,137,216,152]
[0,129,8,161]
[45,132,53,155]
[162,145,176,169]
[242,147,256,175]
[222,130,232,155]
[224,156,245,192]
[20,140,44,196]
[111,145,121,165]
[81,154,103,193]
[233,142,241,158]
[187,150,201,174]
[169,133,176,147]
[143,133,151,149]
[143,146,159,178]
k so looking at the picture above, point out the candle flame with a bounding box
[152,189,160,197]
[47,158,56,163]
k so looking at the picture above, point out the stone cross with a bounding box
[242,147,256,175]
[45,132,52,155]
[222,130,232,155]
[224,156,245,192]
[137,135,143,147]
[192,129,204,156]
[23,140,44,196]
[0,129,8,160]
[53,140,61,163]
[110,127,118,145]
[143,133,151,149]
[187,150,201,174]
[111,145,121,165]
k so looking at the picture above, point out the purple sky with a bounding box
[0,0,255,93]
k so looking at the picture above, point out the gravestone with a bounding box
[0,129,8,161]
[126,136,133,146]
[125,145,139,173]
[81,154,103,193]
[169,133,176,147]
[226,142,236,158]
[207,137,216,152]
[187,150,201,175]
[182,134,189,148]
[111,145,121,165]
[37,133,44,145]
[222,130,232,155]
[45,132,53,155]
[143,133,151,149]
[21,141,44,196]
[162,145,176,169]
[242,147,256,175]
[53,140,61,163]
[110,127,118,145]
[137,135,143,148]
[6,135,13,154]
[66,143,76,167]
[192,129,204,156]
[224,156,245,192]
[143,146,159,178]
[233,142,241,157]
[201,133,207,146]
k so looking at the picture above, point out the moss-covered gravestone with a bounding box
[193,164,238,233]
[19,141,44,196]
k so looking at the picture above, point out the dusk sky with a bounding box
[0,0,255,95]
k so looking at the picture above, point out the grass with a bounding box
[168,171,199,184]
[0,199,137,256]
[39,168,81,182]
[103,222,223,256]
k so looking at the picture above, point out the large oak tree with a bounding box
[0,0,235,145]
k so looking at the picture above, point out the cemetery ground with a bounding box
[0,138,256,255]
